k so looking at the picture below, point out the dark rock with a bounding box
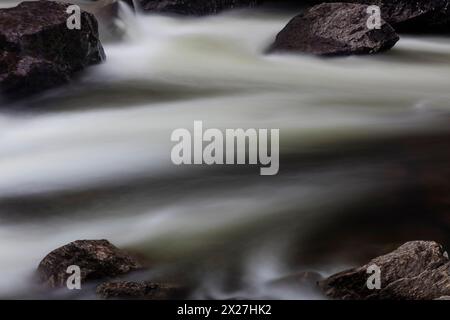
[0,53,70,97]
[96,281,186,299]
[320,241,450,300]
[301,0,450,34]
[0,1,105,98]
[37,240,142,288]
[122,0,136,8]
[268,3,399,56]
[377,262,450,299]
[139,0,262,15]
[347,0,450,33]
[267,271,323,290]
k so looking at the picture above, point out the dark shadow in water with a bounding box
[1,81,253,114]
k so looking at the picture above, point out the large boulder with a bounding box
[267,271,324,294]
[0,53,70,97]
[0,1,105,98]
[320,241,450,300]
[299,0,450,33]
[268,3,399,56]
[138,0,262,15]
[96,281,186,299]
[37,240,142,288]
[376,263,450,300]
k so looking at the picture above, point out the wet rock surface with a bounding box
[37,240,142,288]
[268,271,323,290]
[346,0,450,33]
[96,281,186,299]
[0,1,105,98]
[268,3,399,56]
[320,241,450,300]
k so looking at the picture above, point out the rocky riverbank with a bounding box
[36,240,450,299]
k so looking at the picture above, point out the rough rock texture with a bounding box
[268,3,399,56]
[139,0,262,15]
[377,263,450,299]
[37,240,142,288]
[0,1,105,98]
[301,0,450,33]
[96,281,185,299]
[320,241,450,300]
[345,0,450,33]
[0,53,69,97]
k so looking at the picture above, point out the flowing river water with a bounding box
[1,1,450,299]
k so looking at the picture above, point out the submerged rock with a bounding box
[320,241,450,300]
[37,240,142,288]
[139,0,262,15]
[96,281,185,299]
[0,1,105,99]
[268,3,399,56]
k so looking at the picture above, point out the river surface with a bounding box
[0,0,450,299]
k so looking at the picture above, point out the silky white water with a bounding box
[0,1,449,299]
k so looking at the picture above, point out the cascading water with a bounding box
[0,1,450,299]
